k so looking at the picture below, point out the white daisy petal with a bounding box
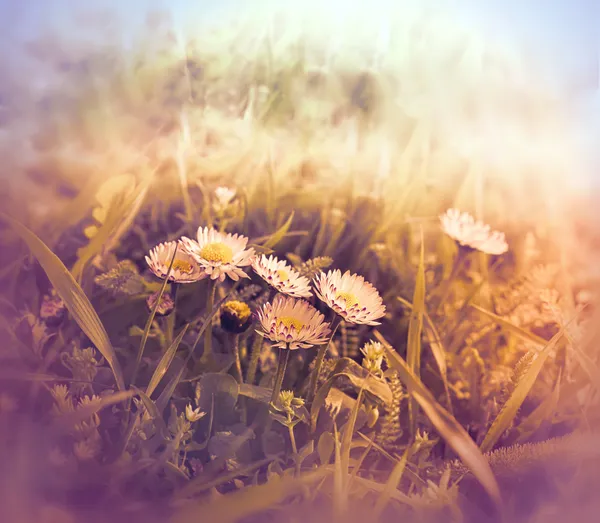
[251,255,313,299]
[145,241,206,283]
[440,209,508,255]
[182,227,256,283]
[256,295,331,350]
[313,270,386,326]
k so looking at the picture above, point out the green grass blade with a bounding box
[374,330,502,509]
[2,213,125,390]
[340,387,364,494]
[131,245,178,387]
[372,447,409,520]
[480,325,568,453]
[146,324,189,398]
[260,211,295,249]
[407,227,425,435]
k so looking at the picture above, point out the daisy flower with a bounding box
[257,295,331,349]
[440,209,508,255]
[252,254,312,298]
[213,186,237,214]
[182,227,255,282]
[145,241,206,283]
[314,270,386,325]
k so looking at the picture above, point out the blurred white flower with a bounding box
[314,270,386,325]
[213,186,237,214]
[257,295,331,349]
[182,227,255,282]
[145,241,206,283]
[252,254,312,298]
[440,209,508,255]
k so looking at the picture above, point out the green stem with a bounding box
[270,346,290,404]
[165,283,180,347]
[246,333,264,385]
[232,334,243,384]
[288,423,298,455]
[306,316,341,405]
[200,281,217,365]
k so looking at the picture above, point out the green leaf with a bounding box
[480,325,567,453]
[407,228,426,435]
[374,330,502,510]
[260,211,295,249]
[146,324,189,398]
[1,213,125,390]
[196,373,240,414]
[317,432,335,465]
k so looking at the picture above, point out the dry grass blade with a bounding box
[372,447,409,520]
[374,330,502,509]
[480,323,569,453]
[170,467,330,523]
[2,213,125,390]
[146,324,190,397]
[397,296,452,412]
[470,304,547,347]
[407,228,425,435]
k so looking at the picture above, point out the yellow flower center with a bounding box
[277,317,304,331]
[223,300,251,321]
[336,291,359,308]
[199,242,233,263]
[172,259,194,273]
[276,269,289,282]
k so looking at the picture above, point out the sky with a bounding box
[1,0,598,186]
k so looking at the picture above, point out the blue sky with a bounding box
[2,0,597,93]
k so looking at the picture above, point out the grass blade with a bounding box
[53,390,134,430]
[146,324,189,397]
[2,213,125,390]
[170,467,330,523]
[480,324,568,453]
[260,211,295,249]
[372,448,409,520]
[131,245,178,387]
[407,228,426,435]
[374,330,502,509]
[471,304,547,347]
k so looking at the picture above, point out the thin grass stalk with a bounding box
[307,315,341,404]
[270,345,290,404]
[131,244,178,387]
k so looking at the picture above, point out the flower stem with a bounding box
[232,334,243,384]
[246,333,264,385]
[288,423,298,455]
[270,346,290,404]
[165,283,180,346]
[306,316,341,405]
[200,281,217,365]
